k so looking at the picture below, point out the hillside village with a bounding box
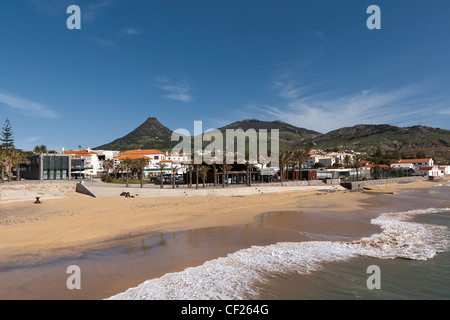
[1,117,449,185]
[5,146,446,186]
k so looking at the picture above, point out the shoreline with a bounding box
[0,179,443,265]
[0,178,447,299]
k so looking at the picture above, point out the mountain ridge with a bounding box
[94,117,450,162]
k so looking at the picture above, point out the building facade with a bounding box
[22,154,72,181]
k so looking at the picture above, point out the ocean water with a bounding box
[257,210,450,300]
[109,185,450,300]
[0,184,449,300]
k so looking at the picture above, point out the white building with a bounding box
[399,158,434,168]
[306,155,336,168]
[391,162,414,171]
[115,149,189,178]
[63,148,100,176]
[94,150,121,172]
[437,165,450,176]
[415,166,442,177]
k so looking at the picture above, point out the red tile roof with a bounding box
[63,149,97,156]
[417,166,433,171]
[365,164,389,168]
[122,149,164,155]
[114,155,151,160]
[399,158,431,163]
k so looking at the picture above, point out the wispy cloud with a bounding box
[438,109,450,115]
[30,0,67,14]
[91,37,114,48]
[83,0,116,23]
[120,27,142,36]
[154,77,193,102]
[23,136,41,144]
[0,92,57,118]
[259,79,431,133]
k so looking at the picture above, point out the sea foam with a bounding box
[108,207,450,300]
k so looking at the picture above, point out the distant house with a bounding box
[120,149,166,161]
[114,149,188,178]
[415,166,441,177]
[399,158,434,168]
[63,148,99,176]
[361,164,389,170]
[359,160,374,167]
[306,156,335,168]
[391,162,414,171]
[437,165,450,176]
[94,150,121,172]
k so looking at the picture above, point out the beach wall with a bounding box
[262,179,339,187]
[76,183,97,198]
[340,176,427,191]
[0,182,77,203]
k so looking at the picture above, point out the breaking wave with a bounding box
[108,207,450,300]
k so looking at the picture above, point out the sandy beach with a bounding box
[0,178,441,265]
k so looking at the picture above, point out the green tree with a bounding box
[352,154,363,181]
[135,157,150,188]
[0,150,7,183]
[103,159,115,180]
[416,150,427,159]
[123,158,134,188]
[279,150,293,186]
[158,163,166,189]
[171,165,179,189]
[1,119,14,149]
[292,149,310,180]
[33,145,48,154]
[199,165,210,188]
[195,164,200,189]
[14,150,28,181]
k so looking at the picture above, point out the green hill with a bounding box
[95,117,176,151]
[309,124,450,150]
[94,118,450,162]
[307,124,450,163]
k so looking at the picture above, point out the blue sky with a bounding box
[1,0,450,151]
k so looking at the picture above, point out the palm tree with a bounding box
[187,156,194,188]
[212,161,217,188]
[123,158,134,188]
[103,159,114,180]
[0,150,7,183]
[33,145,47,154]
[195,164,199,189]
[353,154,363,181]
[199,165,210,188]
[158,163,166,189]
[292,149,310,180]
[135,157,150,188]
[116,162,125,179]
[222,164,232,187]
[221,156,232,188]
[279,150,293,186]
[14,150,28,181]
[171,165,179,189]
[244,159,252,186]
[4,148,19,182]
